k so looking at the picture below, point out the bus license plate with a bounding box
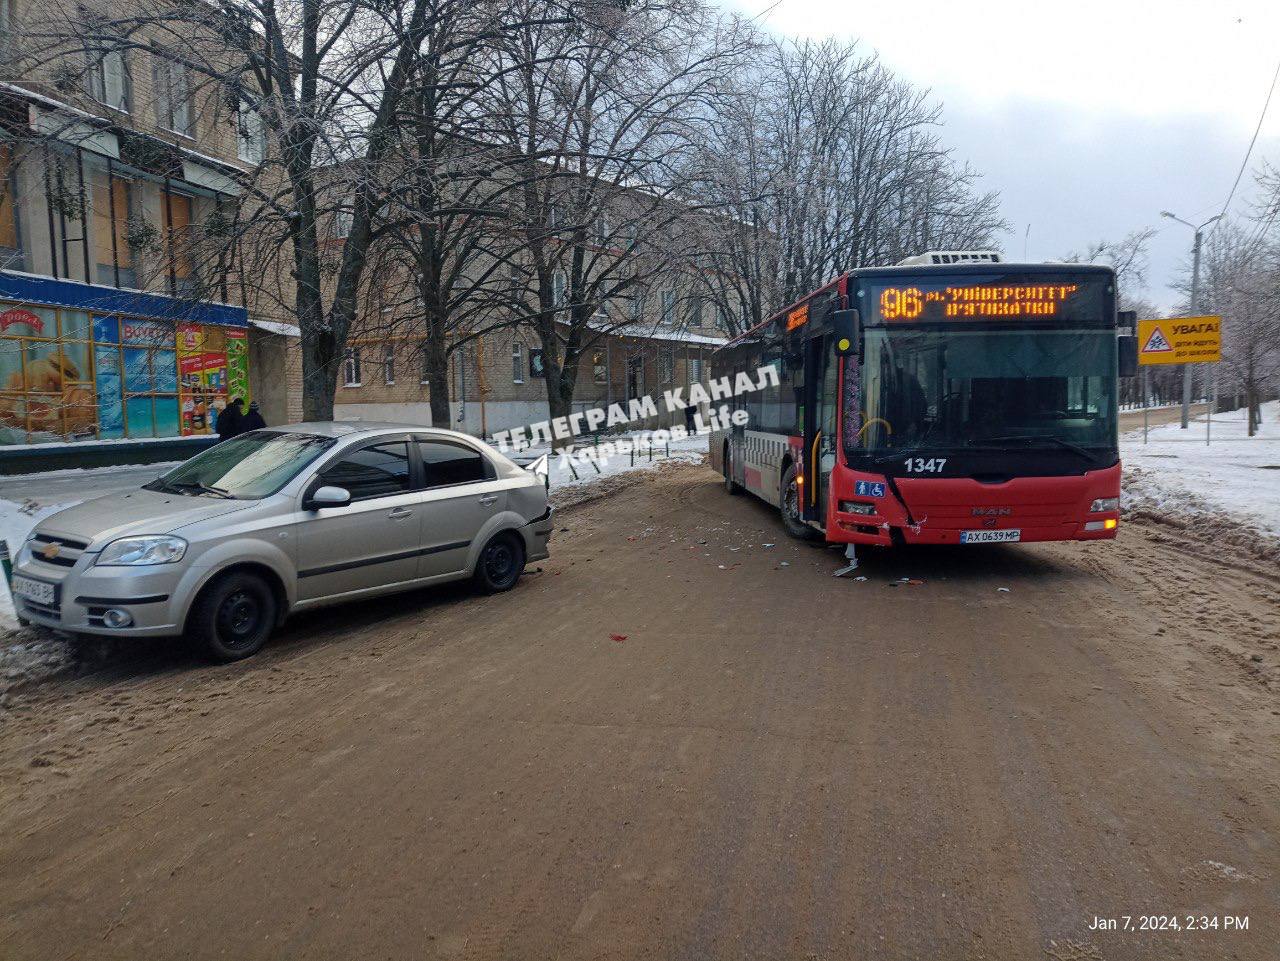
[12,575,57,605]
[960,529,1021,544]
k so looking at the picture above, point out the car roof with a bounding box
[270,422,490,446]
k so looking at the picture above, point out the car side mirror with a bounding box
[833,309,860,357]
[306,485,351,510]
[1118,335,1138,378]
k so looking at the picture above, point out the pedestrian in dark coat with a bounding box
[216,397,244,440]
[240,401,266,432]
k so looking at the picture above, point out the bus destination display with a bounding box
[868,275,1108,324]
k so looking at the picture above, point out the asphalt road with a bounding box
[1,461,1277,960]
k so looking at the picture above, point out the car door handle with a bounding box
[388,507,414,519]
[476,495,498,507]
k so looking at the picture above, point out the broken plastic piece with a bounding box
[833,543,859,578]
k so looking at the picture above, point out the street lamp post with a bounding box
[1160,211,1221,428]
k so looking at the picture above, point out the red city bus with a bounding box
[708,253,1138,562]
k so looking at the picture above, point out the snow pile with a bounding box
[539,432,708,490]
[1122,400,1280,544]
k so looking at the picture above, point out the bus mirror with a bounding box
[1118,309,1137,332]
[833,309,860,356]
[1118,335,1138,378]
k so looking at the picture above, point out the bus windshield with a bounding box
[852,328,1118,458]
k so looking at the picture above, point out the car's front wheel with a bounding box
[473,532,526,594]
[189,571,278,662]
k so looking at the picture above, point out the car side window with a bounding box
[417,439,493,489]
[318,441,413,501]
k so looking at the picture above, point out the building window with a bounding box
[689,356,703,383]
[343,347,361,386]
[592,351,607,384]
[333,204,353,239]
[383,344,395,385]
[659,348,674,384]
[420,341,431,384]
[236,100,265,165]
[660,290,676,326]
[594,215,609,246]
[552,270,567,313]
[0,145,20,265]
[690,296,703,328]
[85,47,130,112]
[152,55,193,137]
[512,341,524,384]
[630,288,644,321]
[91,170,134,287]
[626,355,643,401]
[162,190,196,295]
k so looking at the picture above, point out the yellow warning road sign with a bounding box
[1137,316,1221,365]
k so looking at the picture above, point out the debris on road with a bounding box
[609,633,627,643]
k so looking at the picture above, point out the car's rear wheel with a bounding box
[473,532,526,594]
[189,572,277,662]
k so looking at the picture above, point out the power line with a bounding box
[1214,55,1280,230]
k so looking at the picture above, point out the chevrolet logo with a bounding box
[971,507,1012,517]
[40,543,60,560]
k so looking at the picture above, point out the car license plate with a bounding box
[959,529,1021,544]
[11,575,57,606]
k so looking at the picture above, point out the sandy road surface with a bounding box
[1118,403,1209,433]
[1,461,1277,961]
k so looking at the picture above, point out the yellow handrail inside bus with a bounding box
[809,432,821,506]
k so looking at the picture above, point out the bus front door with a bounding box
[802,334,836,526]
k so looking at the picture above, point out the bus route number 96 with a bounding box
[903,457,947,474]
[880,287,925,320]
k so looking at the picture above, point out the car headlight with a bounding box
[96,536,188,566]
[1089,497,1120,513]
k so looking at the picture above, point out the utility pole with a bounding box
[1160,211,1221,428]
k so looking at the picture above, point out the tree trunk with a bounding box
[426,342,451,429]
[301,330,339,422]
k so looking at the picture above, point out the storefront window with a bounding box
[0,299,250,444]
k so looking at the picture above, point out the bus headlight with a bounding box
[1089,497,1120,513]
[839,501,876,515]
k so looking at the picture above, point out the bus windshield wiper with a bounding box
[168,480,235,499]
[982,435,1103,463]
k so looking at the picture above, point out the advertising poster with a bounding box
[226,328,250,403]
[177,323,229,436]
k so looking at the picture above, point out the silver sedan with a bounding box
[10,423,553,661]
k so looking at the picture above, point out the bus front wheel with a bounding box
[781,463,819,540]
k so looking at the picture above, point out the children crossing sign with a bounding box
[1137,317,1221,365]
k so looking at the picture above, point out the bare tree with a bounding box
[1188,219,1280,435]
[483,0,750,434]
[689,38,1007,336]
[20,0,473,419]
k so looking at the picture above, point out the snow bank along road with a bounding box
[1,461,1277,961]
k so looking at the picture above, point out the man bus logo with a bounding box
[1142,327,1173,354]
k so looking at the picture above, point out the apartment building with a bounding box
[0,0,297,455]
[334,314,726,438]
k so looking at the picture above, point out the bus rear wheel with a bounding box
[781,463,819,541]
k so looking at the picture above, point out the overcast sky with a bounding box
[725,0,1280,312]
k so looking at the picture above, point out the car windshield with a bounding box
[145,431,336,500]
[851,328,1118,457]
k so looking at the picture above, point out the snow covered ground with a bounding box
[1121,400,1280,541]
